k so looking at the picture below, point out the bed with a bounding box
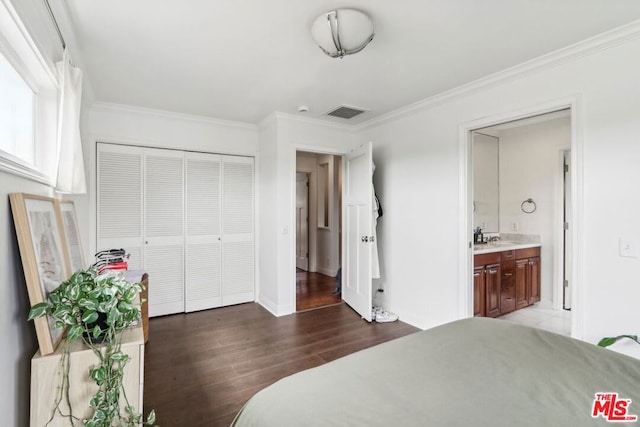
[232,317,640,426]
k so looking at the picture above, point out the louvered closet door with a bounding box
[184,152,222,312]
[97,143,144,270]
[144,148,185,317]
[221,156,254,305]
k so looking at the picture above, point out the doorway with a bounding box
[466,105,577,336]
[295,151,343,311]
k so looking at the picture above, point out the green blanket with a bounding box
[232,317,640,426]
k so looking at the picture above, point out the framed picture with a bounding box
[9,193,70,355]
[56,199,86,273]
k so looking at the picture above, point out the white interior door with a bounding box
[185,152,222,312]
[296,173,309,270]
[343,142,373,321]
[144,148,185,317]
[221,156,255,305]
[96,143,144,270]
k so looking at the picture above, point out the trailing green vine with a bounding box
[29,268,156,426]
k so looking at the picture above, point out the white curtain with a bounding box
[55,48,86,194]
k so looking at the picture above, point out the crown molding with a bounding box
[356,19,640,130]
[91,101,258,131]
[257,111,279,131]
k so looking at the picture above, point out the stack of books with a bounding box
[93,248,129,273]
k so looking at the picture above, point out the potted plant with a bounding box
[28,267,155,427]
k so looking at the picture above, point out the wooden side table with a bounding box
[30,326,144,426]
[125,270,149,343]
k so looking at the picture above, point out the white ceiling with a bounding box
[58,0,640,125]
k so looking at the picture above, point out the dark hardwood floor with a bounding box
[296,269,341,311]
[143,302,419,426]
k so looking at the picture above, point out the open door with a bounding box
[343,142,373,321]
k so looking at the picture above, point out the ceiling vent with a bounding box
[326,105,368,119]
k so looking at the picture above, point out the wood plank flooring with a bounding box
[296,269,341,311]
[144,302,419,426]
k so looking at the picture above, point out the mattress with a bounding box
[231,317,640,426]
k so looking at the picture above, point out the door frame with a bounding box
[458,95,584,339]
[291,145,349,312]
[295,172,310,271]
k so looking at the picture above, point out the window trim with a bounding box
[0,0,59,185]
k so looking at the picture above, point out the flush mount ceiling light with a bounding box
[311,8,374,59]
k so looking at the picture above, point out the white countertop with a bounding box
[474,241,541,254]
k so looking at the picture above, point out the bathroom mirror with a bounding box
[473,132,499,233]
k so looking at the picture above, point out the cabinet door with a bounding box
[515,259,529,309]
[185,152,222,312]
[221,156,255,305]
[528,257,541,304]
[97,144,144,269]
[485,263,501,318]
[500,261,516,314]
[473,266,485,317]
[144,148,185,317]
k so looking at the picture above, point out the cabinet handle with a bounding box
[504,273,513,277]
[488,269,498,274]
[473,272,480,277]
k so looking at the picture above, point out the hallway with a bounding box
[296,270,341,311]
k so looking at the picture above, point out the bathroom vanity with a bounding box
[473,243,541,317]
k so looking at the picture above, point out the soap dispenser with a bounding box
[474,227,483,244]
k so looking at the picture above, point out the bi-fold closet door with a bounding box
[96,143,254,318]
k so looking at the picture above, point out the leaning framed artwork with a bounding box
[9,193,70,355]
[55,199,85,273]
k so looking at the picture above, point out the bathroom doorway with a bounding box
[468,107,574,336]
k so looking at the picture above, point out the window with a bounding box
[0,0,59,183]
[0,51,35,164]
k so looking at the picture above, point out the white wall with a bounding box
[1,172,56,426]
[1,2,65,425]
[258,114,354,316]
[257,116,279,312]
[498,117,571,307]
[357,30,640,344]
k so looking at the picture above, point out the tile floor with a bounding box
[499,304,572,336]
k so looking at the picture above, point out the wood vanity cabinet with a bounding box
[474,253,501,318]
[514,247,541,307]
[473,266,485,317]
[474,246,540,317]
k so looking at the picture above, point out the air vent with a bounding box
[326,105,368,119]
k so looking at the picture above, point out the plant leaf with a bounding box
[67,324,84,341]
[146,409,156,425]
[107,307,119,325]
[92,325,103,338]
[598,337,619,347]
[28,303,48,321]
[82,310,99,324]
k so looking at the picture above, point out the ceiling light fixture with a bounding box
[311,8,374,59]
